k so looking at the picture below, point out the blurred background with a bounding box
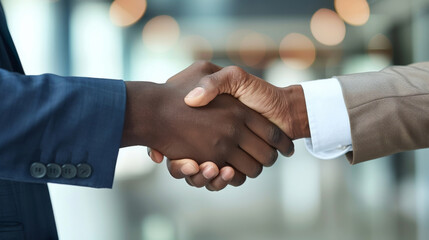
[2,0,429,239]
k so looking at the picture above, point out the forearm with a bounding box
[0,69,125,187]
[338,62,429,163]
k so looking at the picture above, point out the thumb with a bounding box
[184,77,222,107]
[184,66,245,107]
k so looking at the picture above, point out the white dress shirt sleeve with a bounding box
[300,78,353,159]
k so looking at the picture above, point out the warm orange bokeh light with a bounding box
[335,0,370,26]
[226,30,250,65]
[226,30,273,67]
[239,32,270,67]
[142,15,180,53]
[368,34,392,50]
[110,0,147,27]
[368,33,393,58]
[310,8,346,46]
[279,33,316,70]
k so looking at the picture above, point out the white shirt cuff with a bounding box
[300,78,353,159]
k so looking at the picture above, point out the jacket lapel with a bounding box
[0,2,24,74]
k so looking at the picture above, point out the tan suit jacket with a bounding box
[337,62,429,164]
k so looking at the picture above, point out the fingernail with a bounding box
[202,166,215,179]
[185,87,204,99]
[147,148,151,157]
[181,163,198,175]
[221,171,232,182]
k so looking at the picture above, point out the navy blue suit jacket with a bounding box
[0,3,126,239]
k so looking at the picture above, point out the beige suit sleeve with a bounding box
[337,62,429,164]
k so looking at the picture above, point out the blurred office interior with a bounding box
[2,0,429,239]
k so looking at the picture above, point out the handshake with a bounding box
[121,61,311,191]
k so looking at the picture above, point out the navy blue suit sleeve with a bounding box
[0,68,126,188]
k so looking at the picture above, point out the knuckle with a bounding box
[225,66,247,87]
[213,135,227,148]
[195,60,212,70]
[228,103,246,120]
[225,65,245,77]
[212,139,230,159]
[224,123,240,140]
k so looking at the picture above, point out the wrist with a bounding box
[121,81,165,147]
[282,85,310,139]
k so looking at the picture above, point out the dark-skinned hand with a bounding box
[150,61,308,191]
[121,61,294,185]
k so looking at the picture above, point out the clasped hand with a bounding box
[123,61,309,191]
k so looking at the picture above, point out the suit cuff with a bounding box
[300,78,352,159]
[77,78,126,188]
[0,70,126,188]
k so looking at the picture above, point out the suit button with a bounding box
[61,164,77,179]
[30,162,47,178]
[46,163,62,178]
[77,163,92,178]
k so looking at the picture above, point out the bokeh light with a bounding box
[238,32,272,67]
[335,0,370,26]
[226,29,251,65]
[225,29,246,64]
[110,0,147,27]
[226,30,273,68]
[310,8,346,46]
[180,35,213,61]
[368,34,392,52]
[368,33,393,60]
[279,33,316,70]
[142,15,180,53]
